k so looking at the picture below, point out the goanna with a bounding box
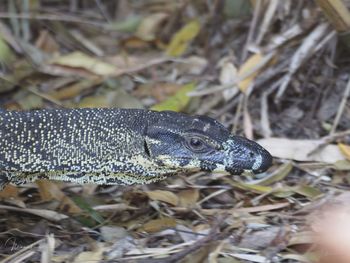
[0,108,272,189]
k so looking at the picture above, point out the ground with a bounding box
[1,1,350,262]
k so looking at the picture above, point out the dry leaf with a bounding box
[51,51,117,75]
[36,180,82,214]
[135,13,168,41]
[49,77,102,100]
[220,61,239,100]
[0,204,68,221]
[141,217,177,233]
[35,30,60,54]
[179,56,208,75]
[288,231,314,246]
[338,143,350,160]
[146,190,179,206]
[178,189,199,207]
[237,53,263,93]
[0,184,19,198]
[73,243,106,263]
[258,138,346,163]
[135,82,182,102]
[77,89,143,109]
[243,102,253,139]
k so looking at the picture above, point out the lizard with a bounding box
[0,108,272,189]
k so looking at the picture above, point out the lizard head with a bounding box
[144,111,272,176]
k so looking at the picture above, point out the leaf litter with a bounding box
[1,1,350,262]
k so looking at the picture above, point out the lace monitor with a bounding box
[0,108,272,189]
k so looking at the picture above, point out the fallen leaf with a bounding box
[49,77,103,100]
[220,61,239,100]
[73,243,106,263]
[235,202,290,213]
[120,36,152,49]
[35,30,60,54]
[100,226,128,242]
[0,36,14,65]
[146,190,179,206]
[231,253,268,263]
[227,179,294,197]
[72,196,105,224]
[77,88,143,109]
[135,13,168,41]
[141,217,177,233]
[36,180,82,214]
[288,231,314,246]
[106,15,142,32]
[0,75,17,93]
[0,184,19,198]
[249,162,293,186]
[178,56,208,75]
[51,51,118,76]
[229,180,273,194]
[15,92,44,110]
[237,53,263,93]
[178,189,199,207]
[258,138,346,163]
[0,204,68,221]
[166,20,200,57]
[333,160,350,170]
[224,0,252,18]
[293,185,323,199]
[338,143,350,161]
[151,82,195,111]
[135,82,182,102]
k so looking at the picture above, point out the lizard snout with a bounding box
[223,136,273,175]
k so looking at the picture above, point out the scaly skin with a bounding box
[0,108,272,189]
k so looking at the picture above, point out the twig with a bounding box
[95,0,112,23]
[241,0,262,61]
[138,215,231,263]
[315,0,350,32]
[307,129,350,156]
[189,52,275,97]
[0,239,44,263]
[330,76,350,134]
[0,13,105,27]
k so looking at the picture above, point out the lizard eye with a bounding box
[185,136,209,153]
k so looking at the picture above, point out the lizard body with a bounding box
[0,108,272,189]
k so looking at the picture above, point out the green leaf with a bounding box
[229,180,273,194]
[249,162,293,186]
[224,0,252,19]
[293,185,323,199]
[106,15,142,33]
[72,196,104,224]
[151,82,195,112]
[0,37,14,65]
[333,160,350,170]
[166,20,200,57]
